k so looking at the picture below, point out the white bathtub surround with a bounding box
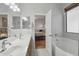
[0,30,32,56]
[56,47,73,56]
[36,48,50,56]
[53,37,78,56]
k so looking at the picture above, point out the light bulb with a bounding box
[10,5,14,9]
[4,3,21,12]
[17,8,20,12]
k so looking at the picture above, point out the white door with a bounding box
[46,10,55,56]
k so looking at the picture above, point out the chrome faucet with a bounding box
[2,40,11,51]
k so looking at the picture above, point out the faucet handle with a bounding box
[2,40,7,44]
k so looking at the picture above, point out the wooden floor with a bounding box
[35,36,45,48]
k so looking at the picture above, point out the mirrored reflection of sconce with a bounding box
[22,17,30,29]
[22,17,28,21]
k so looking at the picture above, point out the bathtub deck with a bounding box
[56,47,73,56]
[36,47,74,56]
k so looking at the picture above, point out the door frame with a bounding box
[33,13,46,49]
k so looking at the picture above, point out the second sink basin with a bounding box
[0,45,20,56]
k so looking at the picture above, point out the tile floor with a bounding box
[36,48,50,56]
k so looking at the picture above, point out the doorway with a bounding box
[35,15,46,49]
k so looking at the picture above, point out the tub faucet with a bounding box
[2,40,11,51]
[53,34,58,37]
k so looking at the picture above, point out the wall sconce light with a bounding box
[22,17,28,21]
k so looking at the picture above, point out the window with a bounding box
[65,3,79,33]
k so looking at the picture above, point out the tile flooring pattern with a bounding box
[36,48,50,56]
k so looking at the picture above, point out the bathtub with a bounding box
[55,46,73,56]
[53,37,78,56]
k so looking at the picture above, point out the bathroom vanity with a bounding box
[0,31,33,56]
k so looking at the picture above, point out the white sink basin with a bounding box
[0,45,20,56]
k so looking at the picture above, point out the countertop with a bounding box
[0,30,32,56]
[10,34,31,56]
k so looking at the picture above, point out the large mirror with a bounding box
[11,16,21,29]
[0,15,8,39]
[11,16,30,29]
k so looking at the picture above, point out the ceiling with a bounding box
[0,3,70,15]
